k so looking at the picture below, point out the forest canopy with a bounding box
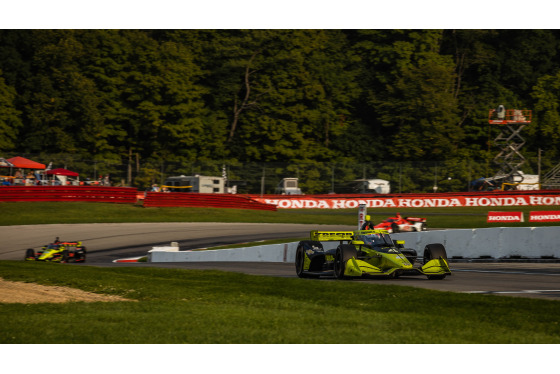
[1,29,559,192]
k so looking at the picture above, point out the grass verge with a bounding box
[1,261,559,344]
[1,201,560,229]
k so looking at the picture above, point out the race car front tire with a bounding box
[427,274,446,280]
[75,247,87,262]
[25,248,35,260]
[334,244,358,280]
[423,243,448,264]
[391,223,400,233]
[423,243,448,279]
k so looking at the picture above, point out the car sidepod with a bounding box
[37,248,63,262]
[342,250,415,278]
[338,244,450,280]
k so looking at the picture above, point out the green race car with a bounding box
[295,229,451,280]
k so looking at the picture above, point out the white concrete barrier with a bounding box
[391,226,560,258]
[149,243,297,262]
[147,227,560,263]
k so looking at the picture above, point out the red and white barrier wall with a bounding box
[251,191,560,209]
[0,186,138,203]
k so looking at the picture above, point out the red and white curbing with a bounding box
[113,241,181,263]
[113,257,143,263]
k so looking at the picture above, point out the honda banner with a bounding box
[529,211,560,222]
[254,194,560,209]
[487,211,524,222]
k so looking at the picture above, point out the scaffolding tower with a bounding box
[488,106,532,188]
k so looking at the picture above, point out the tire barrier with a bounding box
[143,192,277,211]
[0,186,138,203]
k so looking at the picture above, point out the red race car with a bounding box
[374,213,427,233]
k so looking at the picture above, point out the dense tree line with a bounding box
[1,30,560,192]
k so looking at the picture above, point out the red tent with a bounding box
[6,156,46,169]
[46,168,79,177]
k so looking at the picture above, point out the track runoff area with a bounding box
[4,201,560,300]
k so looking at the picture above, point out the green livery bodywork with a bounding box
[295,229,451,280]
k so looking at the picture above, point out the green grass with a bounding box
[1,261,559,343]
[2,202,560,344]
[1,201,559,229]
[0,202,354,226]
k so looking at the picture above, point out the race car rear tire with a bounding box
[423,243,448,265]
[391,223,400,233]
[295,244,307,278]
[334,244,358,280]
[25,248,35,260]
[61,250,69,263]
[295,241,322,278]
[76,247,87,262]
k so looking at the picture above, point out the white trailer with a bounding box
[164,175,225,193]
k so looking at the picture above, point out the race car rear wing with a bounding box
[405,217,426,222]
[310,229,389,241]
[310,231,354,241]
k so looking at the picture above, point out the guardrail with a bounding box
[143,192,277,211]
[0,186,138,203]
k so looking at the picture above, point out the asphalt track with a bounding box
[2,223,560,300]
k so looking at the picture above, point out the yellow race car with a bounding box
[25,237,87,263]
[295,229,450,280]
